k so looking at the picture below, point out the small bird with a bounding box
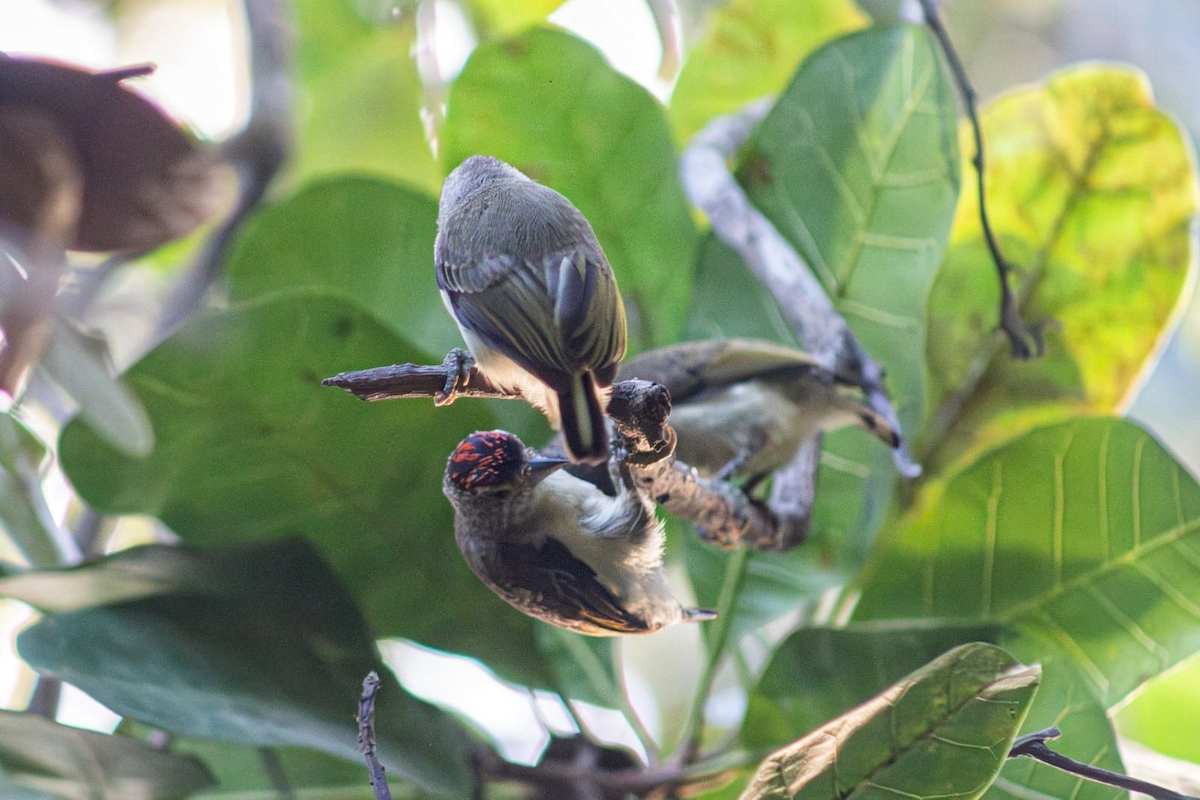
[619,339,901,484]
[443,430,716,635]
[435,155,627,465]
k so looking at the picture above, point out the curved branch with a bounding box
[679,99,920,480]
[1009,728,1197,800]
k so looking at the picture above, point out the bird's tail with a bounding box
[683,608,718,623]
[558,372,608,465]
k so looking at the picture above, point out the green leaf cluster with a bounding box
[0,3,1195,799]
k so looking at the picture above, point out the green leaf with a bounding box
[682,527,840,650]
[461,0,565,36]
[739,621,1121,800]
[739,643,1038,800]
[739,24,960,437]
[16,539,472,794]
[924,66,1198,475]
[988,631,1124,800]
[742,622,1007,752]
[40,320,153,457]
[669,0,865,141]
[684,25,960,639]
[57,292,549,687]
[226,177,461,357]
[440,27,700,350]
[0,413,59,567]
[0,709,213,800]
[857,417,1200,707]
[292,0,439,194]
[684,237,798,344]
[1114,652,1200,766]
[535,626,618,709]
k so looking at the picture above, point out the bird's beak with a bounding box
[527,456,570,484]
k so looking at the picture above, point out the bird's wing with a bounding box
[438,244,625,390]
[550,247,626,386]
[619,338,830,402]
[496,536,652,635]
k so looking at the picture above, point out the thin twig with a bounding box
[613,638,660,763]
[256,748,297,800]
[645,0,682,82]
[918,0,1048,360]
[357,672,392,800]
[1009,728,1198,800]
[675,546,749,765]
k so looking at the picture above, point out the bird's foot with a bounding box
[435,348,474,406]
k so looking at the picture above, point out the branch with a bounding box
[323,364,783,549]
[608,380,780,549]
[1009,728,1198,800]
[323,356,518,403]
[256,748,297,800]
[679,99,920,480]
[357,672,392,800]
[155,0,293,337]
[474,742,731,797]
[918,0,1049,360]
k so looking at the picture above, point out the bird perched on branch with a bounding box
[435,156,627,465]
[443,430,715,635]
[619,338,901,484]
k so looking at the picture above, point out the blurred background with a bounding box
[1,0,1198,775]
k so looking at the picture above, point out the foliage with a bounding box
[0,2,1196,799]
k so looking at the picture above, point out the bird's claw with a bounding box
[435,348,474,407]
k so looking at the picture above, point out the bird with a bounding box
[618,338,901,484]
[435,155,627,465]
[443,430,716,636]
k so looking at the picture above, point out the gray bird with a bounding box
[436,156,626,465]
[619,339,901,483]
[443,430,716,636]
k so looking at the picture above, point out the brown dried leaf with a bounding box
[0,56,228,252]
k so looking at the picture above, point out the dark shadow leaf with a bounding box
[0,709,212,800]
[15,539,472,794]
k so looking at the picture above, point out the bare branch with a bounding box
[1010,728,1197,800]
[357,672,392,800]
[323,362,517,403]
